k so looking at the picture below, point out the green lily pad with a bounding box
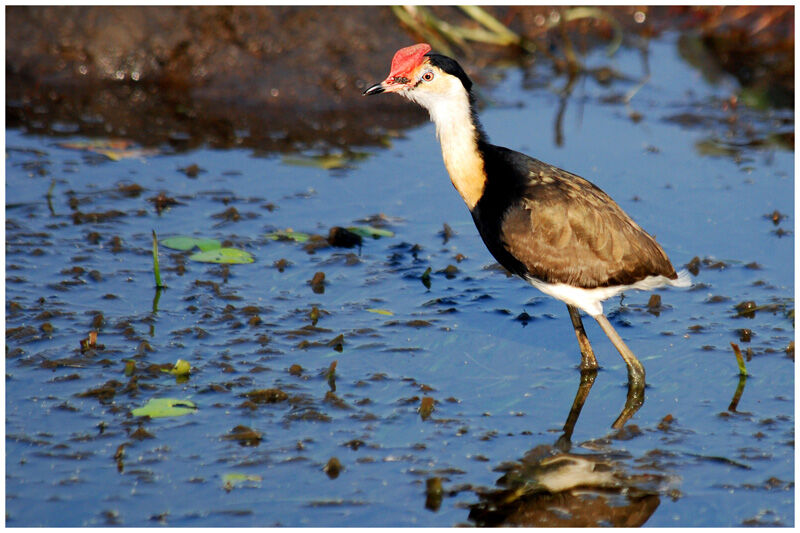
[161,236,222,252]
[131,398,197,418]
[160,236,196,251]
[195,239,223,252]
[189,248,254,264]
[346,226,395,239]
[265,230,311,243]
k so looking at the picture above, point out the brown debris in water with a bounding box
[91,312,105,330]
[327,226,362,248]
[310,271,326,293]
[117,182,144,197]
[647,294,662,314]
[657,414,675,431]
[440,264,459,279]
[179,164,204,178]
[324,457,343,479]
[309,306,320,326]
[327,334,344,352]
[148,193,181,214]
[72,210,126,225]
[243,388,289,404]
[109,235,123,253]
[325,360,338,391]
[213,207,242,222]
[768,210,786,225]
[130,427,155,440]
[79,330,104,353]
[303,235,331,254]
[7,325,38,341]
[76,379,123,401]
[439,223,455,243]
[324,391,350,410]
[223,425,263,446]
[425,477,443,511]
[735,300,758,318]
[419,396,435,420]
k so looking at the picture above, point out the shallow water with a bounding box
[5,34,794,526]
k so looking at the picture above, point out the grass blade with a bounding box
[152,230,166,289]
[730,342,748,377]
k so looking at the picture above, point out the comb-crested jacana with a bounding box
[364,43,689,427]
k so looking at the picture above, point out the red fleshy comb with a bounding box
[388,43,432,78]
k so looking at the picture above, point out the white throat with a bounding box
[403,78,486,210]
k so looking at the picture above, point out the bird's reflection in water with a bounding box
[467,369,674,527]
[468,447,663,527]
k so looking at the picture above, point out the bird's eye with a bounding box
[421,71,434,82]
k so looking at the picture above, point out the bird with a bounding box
[364,43,689,426]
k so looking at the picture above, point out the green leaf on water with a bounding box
[283,154,349,170]
[57,139,159,161]
[162,359,191,376]
[160,236,196,251]
[366,308,394,316]
[222,473,262,490]
[421,267,432,289]
[161,236,222,252]
[265,230,311,243]
[131,398,197,418]
[695,139,739,158]
[282,151,370,170]
[346,226,395,239]
[189,248,254,264]
[195,238,222,252]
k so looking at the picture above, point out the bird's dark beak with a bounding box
[363,82,385,96]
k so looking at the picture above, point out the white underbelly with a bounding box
[525,270,691,316]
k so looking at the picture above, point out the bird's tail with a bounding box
[671,269,692,288]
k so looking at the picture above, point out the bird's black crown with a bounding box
[424,52,473,92]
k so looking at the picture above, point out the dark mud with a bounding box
[7,6,793,152]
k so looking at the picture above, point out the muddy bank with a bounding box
[6,6,793,152]
[7,6,427,152]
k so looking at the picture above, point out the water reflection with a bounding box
[467,370,670,527]
[560,364,644,431]
[469,448,662,526]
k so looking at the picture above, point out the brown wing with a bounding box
[500,162,677,288]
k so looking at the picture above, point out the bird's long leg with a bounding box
[593,313,645,429]
[592,313,645,385]
[567,304,598,371]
